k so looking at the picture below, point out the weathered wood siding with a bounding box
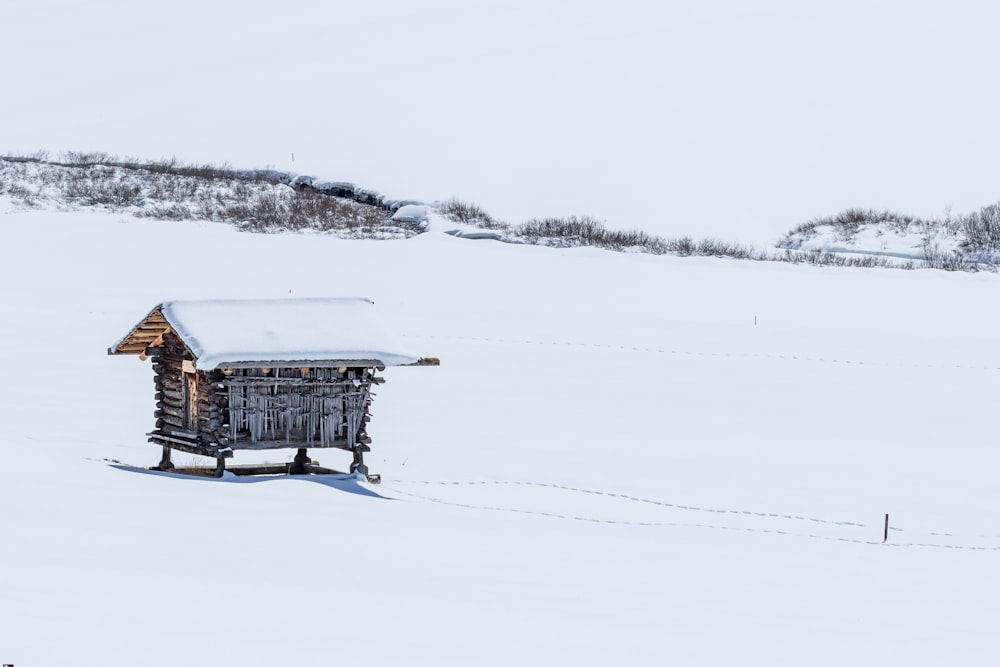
[150,332,198,439]
[149,335,379,454]
[221,366,377,449]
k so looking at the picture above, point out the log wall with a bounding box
[150,332,197,439]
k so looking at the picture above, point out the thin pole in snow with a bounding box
[882,513,889,543]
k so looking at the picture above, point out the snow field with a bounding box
[1,207,999,665]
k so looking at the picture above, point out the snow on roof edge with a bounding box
[113,297,422,368]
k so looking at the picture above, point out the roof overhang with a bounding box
[107,305,189,360]
[108,298,435,369]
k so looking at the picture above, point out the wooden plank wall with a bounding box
[223,367,376,449]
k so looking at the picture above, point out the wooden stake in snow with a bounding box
[883,514,889,543]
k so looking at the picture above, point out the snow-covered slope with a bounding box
[6,1,1000,243]
[776,206,1000,270]
[10,156,1000,271]
[2,200,999,665]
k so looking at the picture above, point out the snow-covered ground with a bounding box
[2,197,999,665]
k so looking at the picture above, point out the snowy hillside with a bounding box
[6,155,1000,272]
[7,1,1000,245]
[2,188,1000,665]
[777,205,1000,270]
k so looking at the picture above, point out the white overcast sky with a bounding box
[5,0,999,243]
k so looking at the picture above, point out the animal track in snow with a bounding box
[388,479,1000,551]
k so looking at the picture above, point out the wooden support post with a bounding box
[214,456,226,478]
[290,448,310,475]
[350,446,368,476]
[157,445,174,471]
[883,513,889,543]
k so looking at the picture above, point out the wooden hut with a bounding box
[109,298,435,479]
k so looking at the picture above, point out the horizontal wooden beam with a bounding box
[112,347,166,357]
[108,322,173,356]
[148,433,233,458]
[214,360,386,371]
[131,329,168,338]
[404,357,440,366]
[162,463,348,477]
[165,428,200,440]
[222,378,377,387]
[227,436,370,451]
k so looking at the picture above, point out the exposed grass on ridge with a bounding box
[438,198,915,270]
[0,152,417,239]
[3,151,998,271]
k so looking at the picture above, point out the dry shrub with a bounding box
[438,197,509,230]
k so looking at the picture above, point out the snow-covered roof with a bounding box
[109,297,421,370]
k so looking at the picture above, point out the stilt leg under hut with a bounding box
[290,448,310,475]
[350,446,368,477]
[157,445,174,471]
